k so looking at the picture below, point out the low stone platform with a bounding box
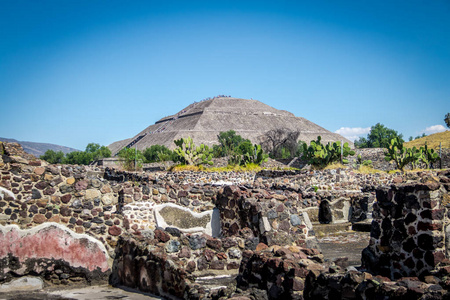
[312,222,352,236]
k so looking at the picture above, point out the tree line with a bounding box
[40,143,112,165]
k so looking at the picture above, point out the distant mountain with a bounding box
[0,137,80,158]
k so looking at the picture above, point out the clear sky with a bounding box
[1,0,449,150]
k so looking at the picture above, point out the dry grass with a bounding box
[404,130,450,149]
[169,163,263,172]
[354,165,383,174]
[322,163,350,170]
[169,165,203,172]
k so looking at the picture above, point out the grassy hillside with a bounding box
[404,131,450,149]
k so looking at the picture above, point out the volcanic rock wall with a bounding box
[362,174,450,279]
[304,171,450,300]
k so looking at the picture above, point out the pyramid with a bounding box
[108,97,352,155]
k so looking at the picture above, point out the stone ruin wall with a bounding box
[303,173,450,300]
[362,178,450,279]
[1,141,450,299]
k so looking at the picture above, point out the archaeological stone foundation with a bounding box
[1,141,450,299]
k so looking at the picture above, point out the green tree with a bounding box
[143,145,173,163]
[445,113,450,128]
[354,123,403,148]
[217,130,246,156]
[62,143,111,165]
[40,150,65,164]
[118,147,144,170]
[237,140,254,157]
[85,143,100,154]
[95,146,111,160]
[85,143,111,160]
[212,144,224,158]
[64,151,93,165]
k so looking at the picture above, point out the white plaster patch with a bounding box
[211,180,234,186]
[154,203,220,236]
[0,187,15,200]
[0,276,43,293]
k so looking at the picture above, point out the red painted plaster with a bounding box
[0,225,109,272]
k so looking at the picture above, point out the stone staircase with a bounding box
[113,133,147,156]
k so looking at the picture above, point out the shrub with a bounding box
[40,150,65,164]
[60,143,111,165]
[143,145,173,163]
[64,151,93,165]
[118,147,144,171]
[217,130,247,157]
[85,143,111,160]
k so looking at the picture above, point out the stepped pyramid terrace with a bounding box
[108,97,352,155]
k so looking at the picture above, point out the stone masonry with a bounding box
[362,174,450,279]
[1,142,450,299]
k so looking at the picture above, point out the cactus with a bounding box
[173,137,213,166]
[245,144,269,166]
[384,139,440,171]
[384,137,419,171]
[409,146,423,169]
[302,136,355,168]
[229,144,268,166]
[420,144,440,169]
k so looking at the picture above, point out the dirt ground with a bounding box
[317,231,370,267]
[0,285,163,300]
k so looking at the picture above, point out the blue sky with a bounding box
[1,0,449,150]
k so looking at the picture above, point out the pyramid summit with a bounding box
[108,97,352,155]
